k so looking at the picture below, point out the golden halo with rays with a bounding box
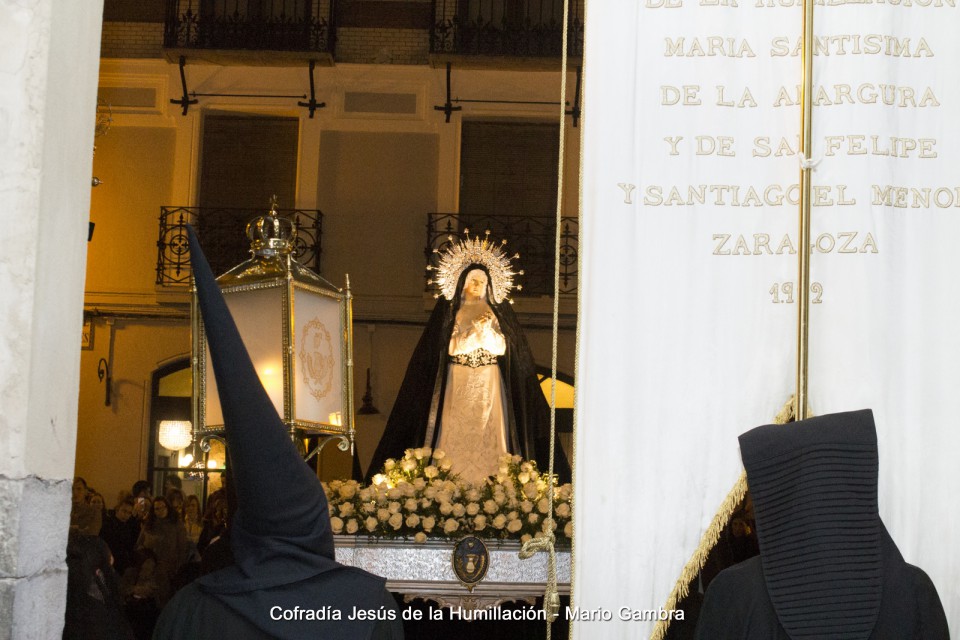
[427,229,523,304]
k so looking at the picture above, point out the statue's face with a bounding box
[464,270,488,301]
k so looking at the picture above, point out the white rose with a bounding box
[542,518,557,532]
[404,498,418,512]
[365,516,378,532]
[520,500,534,514]
[522,483,539,499]
[424,466,439,479]
[339,503,355,517]
[405,514,420,528]
[377,508,390,522]
[465,488,481,502]
[443,518,460,534]
[537,498,551,514]
[439,501,453,516]
[517,472,531,485]
[507,519,523,533]
[414,532,427,543]
[527,513,540,525]
[388,501,401,514]
[330,517,344,534]
[414,448,425,460]
[387,487,402,500]
[492,514,507,529]
[520,462,533,473]
[401,459,417,472]
[383,459,396,471]
[422,516,436,532]
[388,513,403,530]
[439,460,452,472]
[521,533,532,544]
[346,518,359,534]
[473,515,487,530]
[452,503,466,517]
[483,499,498,514]
[555,503,571,518]
[563,521,573,537]
[339,483,358,499]
[506,511,519,521]
[432,449,446,460]
[466,502,480,516]
[413,477,426,491]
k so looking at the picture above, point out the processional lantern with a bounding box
[191,201,355,460]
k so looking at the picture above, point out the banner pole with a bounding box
[796,0,815,421]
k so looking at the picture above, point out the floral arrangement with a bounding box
[322,448,573,545]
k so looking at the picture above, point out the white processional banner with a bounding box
[576,0,958,638]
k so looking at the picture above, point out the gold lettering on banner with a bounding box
[716,86,758,108]
[770,35,934,57]
[665,37,757,57]
[755,0,954,7]
[644,184,856,206]
[661,85,702,105]
[872,185,960,208]
[770,283,823,304]
[664,136,684,155]
[772,84,940,107]
[712,232,879,256]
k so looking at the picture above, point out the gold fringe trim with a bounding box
[649,396,796,640]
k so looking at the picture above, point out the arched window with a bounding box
[148,359,226,506]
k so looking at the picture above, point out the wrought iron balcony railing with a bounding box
[426,212,578,298]
[164,0,335,54]
[157,206,323,286]
[431,0,584,59]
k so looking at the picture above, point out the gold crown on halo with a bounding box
[427,229,523,304]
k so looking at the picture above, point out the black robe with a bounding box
[366,265,571,482]
[696,409,949,640]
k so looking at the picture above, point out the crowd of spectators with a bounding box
[64,475,231,640]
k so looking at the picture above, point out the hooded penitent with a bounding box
[152,227,400,640]
[695,409,949,639]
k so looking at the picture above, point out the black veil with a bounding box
[366,264,571,483]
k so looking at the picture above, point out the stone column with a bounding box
[0,2,103,638]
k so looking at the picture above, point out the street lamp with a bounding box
[192,201,354,461]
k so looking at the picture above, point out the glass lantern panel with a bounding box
[292,286,344,425]
[204,285,286,427]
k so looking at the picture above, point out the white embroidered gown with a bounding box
[435,303,509,484]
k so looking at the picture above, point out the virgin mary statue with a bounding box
[367,233,571,484]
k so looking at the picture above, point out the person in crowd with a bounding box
[135,496,186,606]
[162,474,182,497]
[100,497,139,576]
[63,531,134,640]
[70,476,101,536]
[182,494,203,547]
[121,548,161,640]
[131,480,151,501]
[165,488,185,522]
[108,491,132,519]
[197,489,227,554]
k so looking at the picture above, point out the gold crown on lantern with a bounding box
[427,229,523,304]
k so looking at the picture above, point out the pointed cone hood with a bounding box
[188,226,337,594]
[739,409,882,639]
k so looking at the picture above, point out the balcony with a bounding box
[163,0,335,65]
[430,0,584,68]
[426,212,578,298]
[156,206,323,286]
